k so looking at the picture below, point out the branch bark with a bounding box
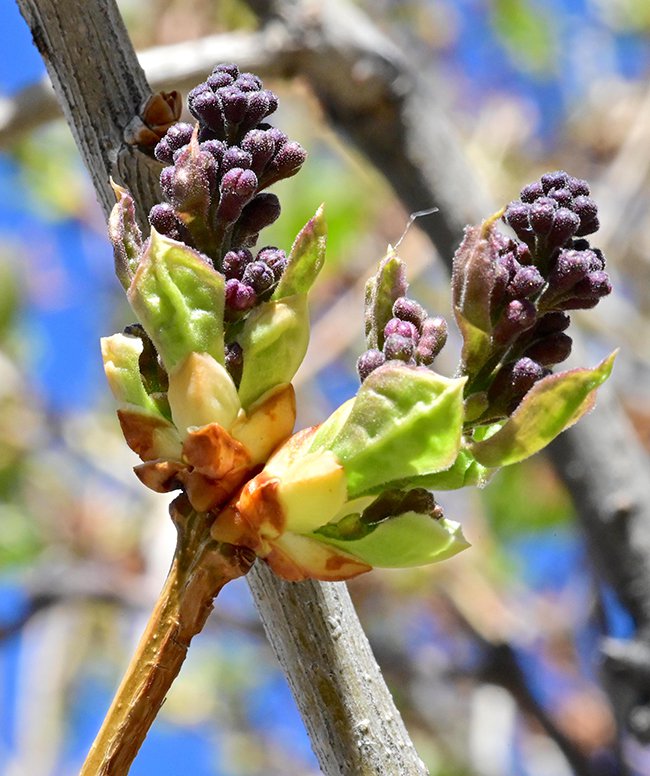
[15,1,430,773]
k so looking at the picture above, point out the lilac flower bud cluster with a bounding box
[480,172,612,412]
[149,63,306,267]
[357,296,448,382]
[223,246,287,317]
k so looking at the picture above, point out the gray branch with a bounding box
[14,0,429,773]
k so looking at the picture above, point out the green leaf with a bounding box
[272,205,327,299]
[127,230,225,372]
[492,0,555,74]
[364,251,407,350]
[237,294,310,409]
[308,398,354,453]
[373,447,494,492]
[326,363,466,498]
[312,513,469,568]
[470,351,617,467]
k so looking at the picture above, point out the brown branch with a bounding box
[79,498,252,776]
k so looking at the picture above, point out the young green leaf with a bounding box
[108,181,143,291]
[364,251,408,350]
[325,363,467,498]
[127,230,225,371]
[470,350,617,467]
[272,205,327,299]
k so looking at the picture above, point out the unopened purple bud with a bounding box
[516,243,533,266]
[383,334,415,362]
[241,129,276,175]
[548,187,573,208]
[257,246,287,281]
[566,176,590,196]
[416,317,448,364]
[525,332,573,366]
[541,170,569,193]
[187,83,211,110]
[490,260,511,310]
[165,122,194,151]
[242,91,272,131]
[235,193,281,237]
[529,200,557,236]
[392,297,427,328]
[573,271,612,299]
[154,138,173,164]
[213,63,240,79]
[548,207,580,247]
[207,71,234,90]
[557,296,600,310]
[520,181,544,203]
[217,168,258,223]
[384,317,419,342]
[266,141,307,182]
[494,299,537,344]
[235,73,262,92]
[225,279,257,312]
[508,266,545,299]
[221,147,253,173]
[357,349,386,381]
[149,203,186,241]
[504,202,533,242]
[549,249,591,292]
[190,90,225,134]
[241,260,275,295]
[218,86,248,125]
[222,248,253,280]
[200,139,226,165]
[573,195,599,236]
[534,311,571,335]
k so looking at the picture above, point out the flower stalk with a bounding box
[79,496,254,776]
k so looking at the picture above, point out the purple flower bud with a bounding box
[548,187,573,208]
[257,246,288,281]
[573,195,599,236]
[242,129,276,175]
[384,317,419,342]
[566,176,590,196]
[235,73,263,92]
[541,170,569,193]
[515,242,533,265]
[520,181,544,203]
[225,279,257,312]
[165,122,194,151]
[199,139,226,165]
[241,91,272,131]
[525,332,573,366]
[161,145,218,212]
[357,349,386,381]
[392,297,427,328]
[487,357,545,410]
[225,341,243,385]
[187,83,212,111]
[493,299,537,344]
[490,260,511,310]
[265,141,307,183]
[548,249,592,292]
[148,203,187,241]
[508,266,546,299]
[266,127,288,151]
[154,138,173,164]
[207,71,234,90]
[221,146,253,173]
[534,311,571,335]
[213,63,240,79]
[557,296,600,310]
[529,199,557,236]
[504,202,533,242]
[190,90,225,135]
[216,168,258,223]
[416,317,448,365]
[235,193,282,238]
[575,215,600,238]
[241,260,276,295]
[222,248,253,280]
[218,86,248,125]
[383,334,416,362]
[573,271,612,299]
[548,207,580,247]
